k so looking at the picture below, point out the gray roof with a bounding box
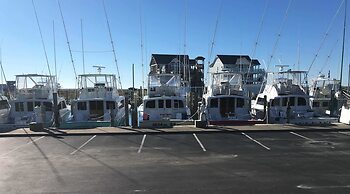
[150,54,189,66]
[210,55,261,67]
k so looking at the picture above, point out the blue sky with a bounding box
[0,0,348,88]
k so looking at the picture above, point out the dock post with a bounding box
[286,104,291,124]
[124,96,129,126]
[263,95,268,124]
[53,92,60,128]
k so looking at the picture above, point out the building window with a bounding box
[78,102,87,110]
[313,101,320,107]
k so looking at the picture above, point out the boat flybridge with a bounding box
[139,73,190,124]
[198,71,253,125]
[309,74,343,117]
[67,70,125,127]
[251,66,314,123]
[8,74,70,126]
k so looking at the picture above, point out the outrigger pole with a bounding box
[340,0,347,89]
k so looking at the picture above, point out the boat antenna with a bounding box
[139,0,144,98]
[81,19,85,74]
[306,0,345,75]
[102,0,123,91]
[206,0,223,87]
[58,0,78,80]
[246,0,269,84]
[31,0,54,88]
[93,65,105,74]
[340,0,347,89]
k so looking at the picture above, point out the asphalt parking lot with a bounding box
[1,130,350,193]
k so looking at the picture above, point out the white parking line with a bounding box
[241,132,271,151]
[193,133,206,152]
[137,134,147,153]
[289,132,314,141]
[337,131,350,136]
[0,136,45,157]
[297,184,350,189]
[70,135,96,155]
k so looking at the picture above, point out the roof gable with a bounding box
[150,54,189,66]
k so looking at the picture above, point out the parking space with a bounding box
[1,130,350,193]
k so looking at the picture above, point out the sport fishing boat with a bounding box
[309,74,343,117]
[8,74,70,126]
[251,67,315,124]
[138,73,190,126]
[65,70,125,128]
[198,71,255,125]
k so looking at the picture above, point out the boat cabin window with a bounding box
[78,102,87,110]
[289,97,295,106]
[59,101,67,109]
[237,98,244,108]
[35,101,41,108]
[145,100,155,108]
[106,101,116,109]
[90,101,103,111]
[27,102,34,111]
[210,98,218,108]
[43,102,53,111]
[271,98,280,107]
[94,83,105,88]
[15,102,24,112]
[166,100,171,108]
[313,101,320,107]
[119,100,125,109]
[179,100,184,108]
[282,98,288,106]
[0,100,9,109]
[174,100,179,108]
[158,100,164,108]
[257,97,265,105]
[322,101,329,107]
[297,97,307,106]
